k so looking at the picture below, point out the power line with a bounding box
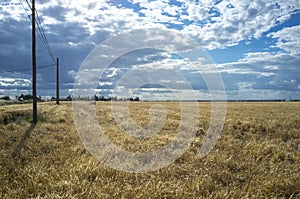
[0,63,56,74]
[4,1,56,63]
[18,0,31,21]
[17,0,56,63]
[24,0,31,10]
[35,10,56,62]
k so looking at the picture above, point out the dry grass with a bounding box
[0,102,299,198]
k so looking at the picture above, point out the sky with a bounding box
[0,0,299,100]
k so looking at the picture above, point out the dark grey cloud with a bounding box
[41,5,67,22]
[217,50,300,98]
[1,0,299,100]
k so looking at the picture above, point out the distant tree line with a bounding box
[61,95,140,102]
[0,94,43,101]
[0,95,10,101]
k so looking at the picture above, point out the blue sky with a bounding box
[0,0,299,100]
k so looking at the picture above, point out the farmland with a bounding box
[0,102,299,198]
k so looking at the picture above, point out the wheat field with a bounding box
[0,101,299,198]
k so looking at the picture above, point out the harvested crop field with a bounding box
[0,102,299,198]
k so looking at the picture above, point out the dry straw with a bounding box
[0,102,299,198]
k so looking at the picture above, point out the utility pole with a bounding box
[32,0,37,124]
[56,57,59,105]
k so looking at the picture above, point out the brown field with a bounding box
[0,101,299,198]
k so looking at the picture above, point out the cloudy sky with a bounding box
[0,0,299,100]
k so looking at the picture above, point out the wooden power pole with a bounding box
[32,0,37,124]
[56,57,59,105]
